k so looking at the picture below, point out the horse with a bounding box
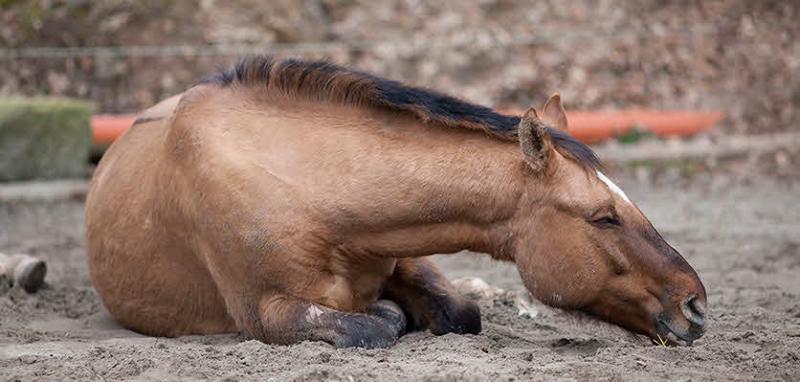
[85,56,707,348]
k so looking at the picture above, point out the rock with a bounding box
[513,291,539,319]
[0,253,47,293]
[452,277,504,301]
[452,276,539,318]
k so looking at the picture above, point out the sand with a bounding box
[1,176,799,381]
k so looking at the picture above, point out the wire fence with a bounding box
[0,24,718,60]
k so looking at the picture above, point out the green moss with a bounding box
[614,126,655,145]
[0,98,92,181]
[625,158,707,178]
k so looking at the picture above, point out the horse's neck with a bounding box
[225,94,526,259]
[339,114,525,259]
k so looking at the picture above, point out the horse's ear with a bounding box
[518,107,553,173]
[541,93,568,131]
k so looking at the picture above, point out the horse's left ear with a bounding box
[518,107,554,173]
[541,93,568,131]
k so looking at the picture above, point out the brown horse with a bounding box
[85,56,706,348]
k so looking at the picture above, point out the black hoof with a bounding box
[367,299,408,337]
[333,313,399,349]
[430,298,482,336]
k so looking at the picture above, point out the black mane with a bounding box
[202,55,600,170]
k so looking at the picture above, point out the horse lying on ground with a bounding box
[85,56,706,348]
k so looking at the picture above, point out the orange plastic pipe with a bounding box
[566,110,723,143]
[497,109,724,143]
[91,110,723,146]
[91,114,136,146]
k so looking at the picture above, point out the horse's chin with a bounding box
[652,319,701,346]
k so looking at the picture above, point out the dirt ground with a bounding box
[1,175,799,381]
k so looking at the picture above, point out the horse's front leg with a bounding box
[247,293,407,348]
[382,257,481,335]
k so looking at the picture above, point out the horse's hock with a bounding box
[0,98,92,181]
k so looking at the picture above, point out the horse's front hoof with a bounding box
[430,298,482,336]
[367,299,408,337]
[333,313,401,349]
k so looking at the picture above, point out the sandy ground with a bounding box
[1,175,799,381]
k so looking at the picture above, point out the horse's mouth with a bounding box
[654,319,700,347]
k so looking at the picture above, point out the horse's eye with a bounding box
[590,215,620,227]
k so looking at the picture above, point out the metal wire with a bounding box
[0,24,716,60]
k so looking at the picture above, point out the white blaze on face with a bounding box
[596,170,631,204]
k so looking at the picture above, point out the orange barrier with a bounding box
[562,110,722,143]
[92,114,136,146]
[91,110,723,146]
[498,109,724,143]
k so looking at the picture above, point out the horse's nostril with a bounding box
[681,295,706,327]
[690,297,706,317]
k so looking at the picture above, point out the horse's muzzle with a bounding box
[655,295,707,346]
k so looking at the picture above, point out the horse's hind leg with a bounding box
[242,293,407,348]
[382,257,481,335]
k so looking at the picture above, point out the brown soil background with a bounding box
[1,175,799,381]
[2,1,799,134]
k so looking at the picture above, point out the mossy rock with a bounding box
[0,98,92,181]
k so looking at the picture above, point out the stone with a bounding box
[0,253,47,293]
